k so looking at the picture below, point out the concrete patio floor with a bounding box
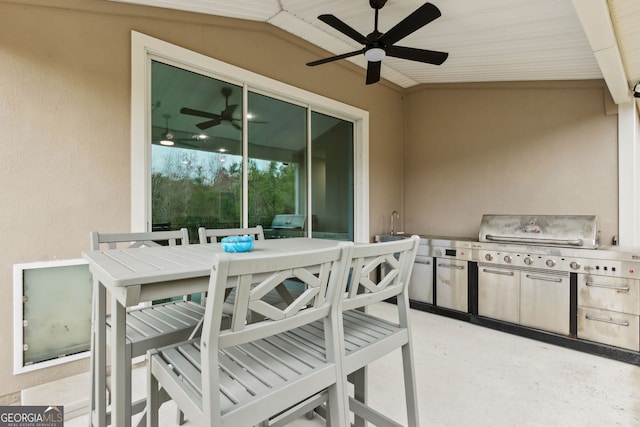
[51,302,640,426]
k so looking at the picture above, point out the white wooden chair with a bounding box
[270,235,421,427]
[89,229,208,426]
[197,225,265,243]
[199,225,302,322]
[146,242,353,427]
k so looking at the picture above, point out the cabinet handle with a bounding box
[482,268,514,276]
[585,314,629,327]
[585,281,630,292]
[525,274,563,283]
[438,263,465,270]
[415,260,431,265]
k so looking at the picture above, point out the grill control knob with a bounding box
[570,261,581,270]
[524,257,533,266]
[485,253,493,261]
[504,255,512,263]
[546,259,556,268]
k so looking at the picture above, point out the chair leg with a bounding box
[327,373,350,427]
[147,354,159,427]
[401,342,420,427]
[125,343,134,426]
[176,409,185,425]
[350,367,367,427]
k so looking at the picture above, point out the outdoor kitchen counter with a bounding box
[375,233,640,365]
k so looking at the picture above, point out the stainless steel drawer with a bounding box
[578,274,640,315]
[577,306,640,351]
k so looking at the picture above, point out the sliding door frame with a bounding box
[130,31,369,242]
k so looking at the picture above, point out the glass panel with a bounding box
[311,112,354,241]
[247,92,308,238]
[22,263,92,365]
[151,61,243,240]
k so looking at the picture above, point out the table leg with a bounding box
[111,295,131,427]
[92,279,107,427]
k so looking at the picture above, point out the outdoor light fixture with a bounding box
[364,47,386,62]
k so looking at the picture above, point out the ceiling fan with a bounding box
[307,0,448,85]
[180,87,241,130]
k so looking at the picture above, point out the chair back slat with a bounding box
[202,243,352,351]
[91,228,190,250]
[342,236,420,312]
[198,226,265,243]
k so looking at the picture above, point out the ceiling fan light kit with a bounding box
[307,1,448,85]
[364,47,386,62]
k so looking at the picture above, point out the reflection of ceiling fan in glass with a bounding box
[180,87,266,130]
[159,114,175,146]
[155,114,208,147]
[153,113,240,154]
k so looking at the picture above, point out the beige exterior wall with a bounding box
[402,81,618,242]
[0,0,620,398]
[0,0,403,397]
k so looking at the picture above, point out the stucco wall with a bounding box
[0,0,404,397]
[402,81,618,241]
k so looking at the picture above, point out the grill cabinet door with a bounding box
[435,259,468,312]
[520,271,570,334]
[478,265,520,323]
[409,256,433,304]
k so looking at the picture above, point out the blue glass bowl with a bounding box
[220,235,254,253]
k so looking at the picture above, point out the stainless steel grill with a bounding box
[475,214,640,348]
[265,214,306,239]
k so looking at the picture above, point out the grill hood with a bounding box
[478,214,598,249]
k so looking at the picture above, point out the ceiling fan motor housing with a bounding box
[370,0,387,10]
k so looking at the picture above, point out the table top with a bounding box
[83,237,343,288]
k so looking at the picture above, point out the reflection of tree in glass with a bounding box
[152,150,299,237]
[248,161,297,224]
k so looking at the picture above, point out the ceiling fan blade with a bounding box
[366,61,382,85]
[180,107,220,120]
[307,49,364,66]
[379,2,441,46]
[386,45,448,65]
[318,14,369,45]
[196,118,221,130]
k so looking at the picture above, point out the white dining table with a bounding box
[83,237,343,427]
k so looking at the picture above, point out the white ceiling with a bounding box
[110,0,640,102]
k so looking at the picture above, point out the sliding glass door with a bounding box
[150,59,354,241]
